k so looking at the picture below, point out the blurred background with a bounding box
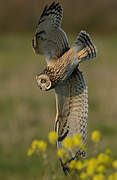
[0,0,117,179]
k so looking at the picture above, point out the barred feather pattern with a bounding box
[54,67,88,174]
[32,1,70,62]
[35,29,97,88]
[38,1,63,28]
[73,30,97,63]
[55,68,88,146]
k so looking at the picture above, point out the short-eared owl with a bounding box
[32,1,97,175]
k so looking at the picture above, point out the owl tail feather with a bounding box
[73,30,97,62]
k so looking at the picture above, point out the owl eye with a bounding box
[41,79,47,83]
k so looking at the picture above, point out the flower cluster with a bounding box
[57,133,85,164]
[27,140,47,156]
[62,133,84,150]
[27,130,117,180]
[69,151,113,179]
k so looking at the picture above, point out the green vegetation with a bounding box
[28,130,117,180]
[0,34,117,179]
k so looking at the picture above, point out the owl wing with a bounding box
[32,2,70,62]
[38,1,63,30]
[55,67,88,174]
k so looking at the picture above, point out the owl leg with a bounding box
[59,159,70,176]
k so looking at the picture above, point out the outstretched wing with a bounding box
[55,67,88,173]
[32,2,70,63]
[37,1,63,30]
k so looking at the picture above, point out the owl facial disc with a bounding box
[36,74,51,91]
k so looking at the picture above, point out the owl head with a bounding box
[36,73,51,91]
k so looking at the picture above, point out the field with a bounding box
[0,33,117,180]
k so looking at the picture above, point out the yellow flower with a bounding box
[113,172,117,179]
[93,173,105,180]
[57,149,66,158]
[62,137,73,150]
[69,160,77,169]
[32,140,39,150]
[108,175,113,180]
[37,140,47,153]
[87,166,95,177]
[91,130,101,143]
[48,131,58,145]
[105,148,112,156]
[97,153,112,166]
[27,148,34,156]
[76,161,84,170]
[72,134,83,148]
[112,160,117,169]
[80,172,88,179]
[87,158,98,176]
[97,165,106,173]
[108,172,117,180]
[58,150,70,164]
[83,160,89,168]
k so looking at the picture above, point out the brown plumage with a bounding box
[33,1,97,175]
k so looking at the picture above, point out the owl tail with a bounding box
[72,30,97,62]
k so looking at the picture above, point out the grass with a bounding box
[0,33,117,179]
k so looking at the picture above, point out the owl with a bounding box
[32,1,97,175]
